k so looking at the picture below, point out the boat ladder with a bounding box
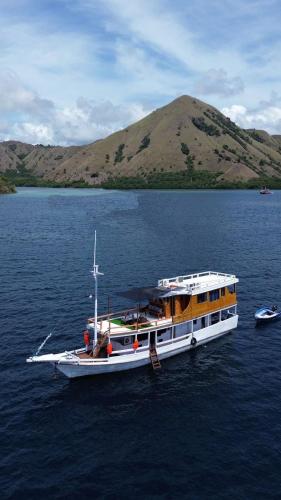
[149,345,161,370]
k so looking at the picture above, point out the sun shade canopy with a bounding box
[117,286,189,302]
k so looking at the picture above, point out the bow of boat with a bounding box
[26,351,79,364]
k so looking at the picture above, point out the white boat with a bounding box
[255,306,281,323]
[27,235,239,378]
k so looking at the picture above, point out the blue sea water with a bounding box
[1,187,281,499]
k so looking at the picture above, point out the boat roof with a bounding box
[158,271,238,296]
[119,271,238,301]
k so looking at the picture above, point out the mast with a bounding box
[91,231,103,349]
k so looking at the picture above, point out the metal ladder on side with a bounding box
[149,345,161,370]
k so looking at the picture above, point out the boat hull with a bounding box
[54,315,238,378]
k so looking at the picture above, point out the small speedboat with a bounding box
[255,306,281,323]
[260,186,272,194]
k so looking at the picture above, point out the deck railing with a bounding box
[87,303,237,337]
[89,306,138,322]
[158,271,236,287]
[88,313,167,335]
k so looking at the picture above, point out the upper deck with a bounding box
[88,271,238,337]
[158,271,238,296]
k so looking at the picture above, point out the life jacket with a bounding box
[83,330,90,345]
[133,339,139,350]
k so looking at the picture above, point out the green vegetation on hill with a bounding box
[247,130,265,143]
[101,172,281,190]
[0,176,16,194]
[203,110,250,149]
[181,143,190,155]
[3,163,281,190]
[192,116,220,136]
[3,166,90,188]
[136,134,150,153]
[114,144,125,164]
[102,170,223,189]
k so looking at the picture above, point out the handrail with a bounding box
[88,306,138,322]
[91,302,237,337]
[158,271,236,287]
[101,318,161,334]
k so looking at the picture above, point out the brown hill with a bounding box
[1,95,281,185]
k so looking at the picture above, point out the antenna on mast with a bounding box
[91,230,103,349]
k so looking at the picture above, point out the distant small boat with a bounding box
[255,306,281,323]
[260,186,272,194]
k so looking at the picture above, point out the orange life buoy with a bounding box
[83,330,90,345]
[133,339,139,350]
[107,343,113,355]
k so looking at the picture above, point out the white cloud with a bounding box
[0,70,54,117]
[194,69,244,97]
[89,0,238,73]
[222,102,281,133]
[53,98,149,145]
[0,21,101,105]
[76,0,281,113]
[113,41,191,98]
[0,71,150,144]
[13,122,54,144]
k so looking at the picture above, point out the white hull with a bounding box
[28,315,238,378]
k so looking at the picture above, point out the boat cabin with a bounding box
[85,271,238,358]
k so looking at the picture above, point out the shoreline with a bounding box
[7,180,281,191]
[10,184,281,192]
[3,165,281,191]
[3,169,281,192]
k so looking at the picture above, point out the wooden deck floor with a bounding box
[77,351,93,359]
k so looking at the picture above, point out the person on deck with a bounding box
[83,330,91,353]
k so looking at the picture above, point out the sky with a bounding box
[1,0,281,145]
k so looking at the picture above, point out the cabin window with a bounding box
[138,333,148,341]
[209,289,220,301]
[193,316,207,331]
[211,312,220,324]
[226,306,236,317]
[157,329,167,336]
[156,328,172,343]
[221,287,225,296]
[175,322,192,337]
[197,292,207,303]
[227,284,236,294]
[221,309,229,321]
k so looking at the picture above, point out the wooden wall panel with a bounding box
[173,288,237,323]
